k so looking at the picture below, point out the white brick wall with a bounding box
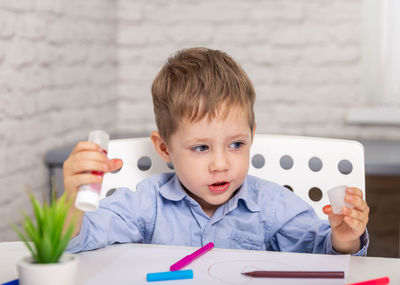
[1,0,400,241]
[0,0,118,240]
[115,0,400,140]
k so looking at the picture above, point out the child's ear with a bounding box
[150,131,171,162]
[251,123,257,143]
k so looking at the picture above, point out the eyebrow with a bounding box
[184,133,250,144]
[226,133,250,141]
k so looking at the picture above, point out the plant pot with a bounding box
[17,253,78,285]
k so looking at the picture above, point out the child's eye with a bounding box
[229,142,244,149]
[191,145,209,152]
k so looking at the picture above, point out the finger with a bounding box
[345,194,369,212]
[323,205,346,228]
[323,205,333,215]
[342,206,368,223]
[343,216,365,233]
[70,173,103,188]
[70,160,109,174]
[108,159,123,173]
[74,150,109,163]
[346,187,363,198]
[323,204,345,217]
[70,141,103,155]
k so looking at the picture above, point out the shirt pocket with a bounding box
[230,229,265,250]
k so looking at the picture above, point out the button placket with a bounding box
[202,222,214,246]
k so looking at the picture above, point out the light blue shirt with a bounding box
[67,173,368,255]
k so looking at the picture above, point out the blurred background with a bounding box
[0,0,399,257]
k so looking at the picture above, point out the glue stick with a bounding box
[75,130,109,211]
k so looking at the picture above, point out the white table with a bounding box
[1,242,399,284]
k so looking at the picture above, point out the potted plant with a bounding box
[12,192,77,285]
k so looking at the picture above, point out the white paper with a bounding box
[84,246,350,285]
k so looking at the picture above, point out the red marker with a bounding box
[347,276,390,285]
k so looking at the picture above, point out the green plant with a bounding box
[12,192,75,264]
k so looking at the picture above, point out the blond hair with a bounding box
[151,47,255,142]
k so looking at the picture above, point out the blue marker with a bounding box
[2,279,19,285]
[147,269,193,282]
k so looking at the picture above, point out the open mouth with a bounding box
[208,181,230,194]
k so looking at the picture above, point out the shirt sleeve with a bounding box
[266,187,369,255]
[325,229,369,256]
[66,182,157,253]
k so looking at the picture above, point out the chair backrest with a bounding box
[101,134,365,219]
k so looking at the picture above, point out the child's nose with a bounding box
[209,151,229,172]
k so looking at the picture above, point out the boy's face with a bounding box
[166,106,254,217]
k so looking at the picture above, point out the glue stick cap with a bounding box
[88,130,109,151]
[327,185,353,214]
[75,186,100,211]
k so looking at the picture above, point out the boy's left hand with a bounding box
[323,187,369,254]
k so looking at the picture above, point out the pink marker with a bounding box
[170,242,214,271]
[347,276,390,285]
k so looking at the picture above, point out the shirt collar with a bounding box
[158,174,187,201]
[158,174,261,212]
[226,177,261,213]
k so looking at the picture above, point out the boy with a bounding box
[64,47,369,255]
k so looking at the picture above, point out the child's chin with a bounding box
[207,195,231,206]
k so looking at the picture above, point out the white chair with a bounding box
[101,134,365,219]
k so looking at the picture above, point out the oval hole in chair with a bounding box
[137,156,152,171]
[251,154,265,169]
[338,159,353,175]
[308,187,323,202]
[308,157,323,172]
[106,188,117,197]
[280,155,293,170]
[283,185,293,192]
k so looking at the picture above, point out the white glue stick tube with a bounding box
[75,130,110,212]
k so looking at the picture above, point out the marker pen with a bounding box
[347,276,390,285]
[75,130,109,212]
[170,242,214,271]
[147,269,193,282]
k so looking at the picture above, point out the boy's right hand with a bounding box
[63,141,123,198]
